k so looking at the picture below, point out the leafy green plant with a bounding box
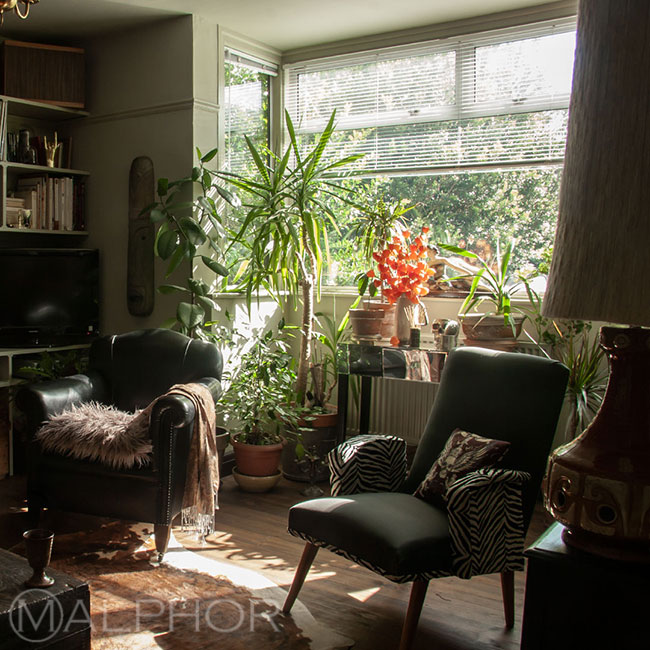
[216,109,363,405]
[438,238,526,326]
[349,196,415,297]
[148,149,240,338]
[13,350,87,382]
[523,282,607,441]
[217,323,306,446]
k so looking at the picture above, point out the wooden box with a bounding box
[0,40,85,108]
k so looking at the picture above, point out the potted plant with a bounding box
[217,323,306,491]
[281,309,355,482]
[350,196,415,338]
[523,282,607,442]
[438,238,527,350]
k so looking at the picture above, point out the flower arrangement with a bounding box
[367,227,435,304]
[366,227,435,346]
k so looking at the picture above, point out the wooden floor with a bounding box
[0,474,554,650]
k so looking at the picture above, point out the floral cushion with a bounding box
[414,429,510,506]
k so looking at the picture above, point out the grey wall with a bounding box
[72,16,195,335]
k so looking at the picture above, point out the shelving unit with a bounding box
[0,343,91,478]
[0,95,89,236]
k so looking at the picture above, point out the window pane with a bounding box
[224,62,270,175]
[325,168,562,285]
[294,50,456,131]
[474,31,576,106]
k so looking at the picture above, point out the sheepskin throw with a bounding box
[36,402,152,469]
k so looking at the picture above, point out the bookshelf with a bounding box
[0,95,89,235]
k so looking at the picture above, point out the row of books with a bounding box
[11,175,85,231]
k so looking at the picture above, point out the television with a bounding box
[0,248,99,347]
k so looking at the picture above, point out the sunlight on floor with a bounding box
[347,586,381,602]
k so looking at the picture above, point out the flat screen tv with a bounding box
[0,248,99,347]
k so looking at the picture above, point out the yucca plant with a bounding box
[217,109,362,406]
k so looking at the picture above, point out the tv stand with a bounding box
[0,343,90,478]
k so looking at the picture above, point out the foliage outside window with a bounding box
[284,19,576,283]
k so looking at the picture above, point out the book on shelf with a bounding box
[14,173,84,231]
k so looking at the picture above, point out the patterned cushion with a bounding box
[414,429,510,505]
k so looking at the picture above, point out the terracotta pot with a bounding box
[365,300,396,339]
[231,436,283,477]
[282,406,338,483]
[349,308,383,337]
[461,314,524,351]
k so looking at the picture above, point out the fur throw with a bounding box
[36,402,153,469]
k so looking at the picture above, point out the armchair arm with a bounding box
[15,370,110,439]
[328,434,407,496]
[446,468,531,579]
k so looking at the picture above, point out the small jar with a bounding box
[409,327,421,348]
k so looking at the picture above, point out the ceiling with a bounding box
[2,0,567,51]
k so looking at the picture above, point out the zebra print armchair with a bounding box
[282,346,568,650]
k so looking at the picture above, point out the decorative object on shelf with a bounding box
[542,0,650,562]
[44,131,61,167]
[349,306,384,338]
[17,128,36,164]
[395,293,427,346]
[431,319,459,352]
[438,238,527,351]
[127,156,155,317]
[23,528,55,588]
[0,0,38,24]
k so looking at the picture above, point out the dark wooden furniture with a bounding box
[336,341,446,444]
[521,522,649,649]
[0,548,90,649]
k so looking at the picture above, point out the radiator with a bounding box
[345,377,439,446]
[344,341,547,445]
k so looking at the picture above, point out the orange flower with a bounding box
[366,269,376,278]
[390,335,400,346]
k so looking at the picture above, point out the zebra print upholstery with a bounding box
[446,468,531,579]
[328,434,407,496]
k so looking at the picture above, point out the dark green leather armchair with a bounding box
[16,329,223,560]
[282,346,568,650]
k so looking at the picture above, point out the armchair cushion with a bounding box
[288,492,453,583]
[328,434,407,496]
[446,468,530,579]
[414,429,510,506]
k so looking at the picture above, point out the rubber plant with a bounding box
[147,148,240,339]
[218,109,362,406]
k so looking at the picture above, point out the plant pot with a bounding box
[231,436,284,477]
[365,300,396,339]
[232,467,281,493]
[349,308,384,338]
[461,314,524,351]
[282,407,338,483]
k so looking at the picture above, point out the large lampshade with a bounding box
[543,0,650,561]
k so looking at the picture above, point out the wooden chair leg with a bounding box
[282,542,319,614]
[398,580,429,650]
[27,494,44,529]
[501,570,515,628]
[154,524,171,563]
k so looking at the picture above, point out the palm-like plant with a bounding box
[219,109,362,405]
[438,238,524,326]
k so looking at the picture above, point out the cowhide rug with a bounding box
[13,522,351,650]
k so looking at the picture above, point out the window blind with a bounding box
[284,18,576,174]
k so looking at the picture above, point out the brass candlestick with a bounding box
[23,529,55,588]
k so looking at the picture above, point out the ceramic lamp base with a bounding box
[545,326,650,562]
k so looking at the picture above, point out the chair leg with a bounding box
[27,495,44,529]
[501,570,515,628]
[398,580,429,650]
[282,542,319,614]
[154,524,171,563]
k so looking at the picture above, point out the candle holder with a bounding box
[23,529,55,588]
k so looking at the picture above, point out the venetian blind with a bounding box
[283,18,576,174]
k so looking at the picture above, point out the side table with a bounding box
[0,548,90,649]
[521,522,649,650]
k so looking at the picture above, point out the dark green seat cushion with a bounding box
[288,492,452,578]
